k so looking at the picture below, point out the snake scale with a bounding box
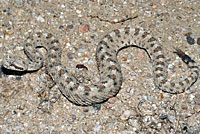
[2,26,199,106]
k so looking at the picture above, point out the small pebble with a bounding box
[79,24,90,33]
[197,37,200,45]
[168,36,172,40]
[120,110,131,120]
[159,114,168,120]
[194,105,200,112]
[36,15,45,22]
[121,56,128,61]
[114,112,120,117]
[59,25,64,30]
[71,114,76,120]
[76,10,81,14]
[16,76,21,81]
[183,126,188,131]
[92,104,101,110]
[12,110,17,115]
[66,24,74,30]
[76,64,88,70]
[67,52,74,60]
[186,36,195,45]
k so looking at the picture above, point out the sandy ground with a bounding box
[0,0,200,133]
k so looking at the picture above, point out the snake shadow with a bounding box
[1,65,37,76]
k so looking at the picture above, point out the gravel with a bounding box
[0,0,200,133]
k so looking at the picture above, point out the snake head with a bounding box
[2,54,28,71]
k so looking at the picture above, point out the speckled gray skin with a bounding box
[2,26,199,106]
